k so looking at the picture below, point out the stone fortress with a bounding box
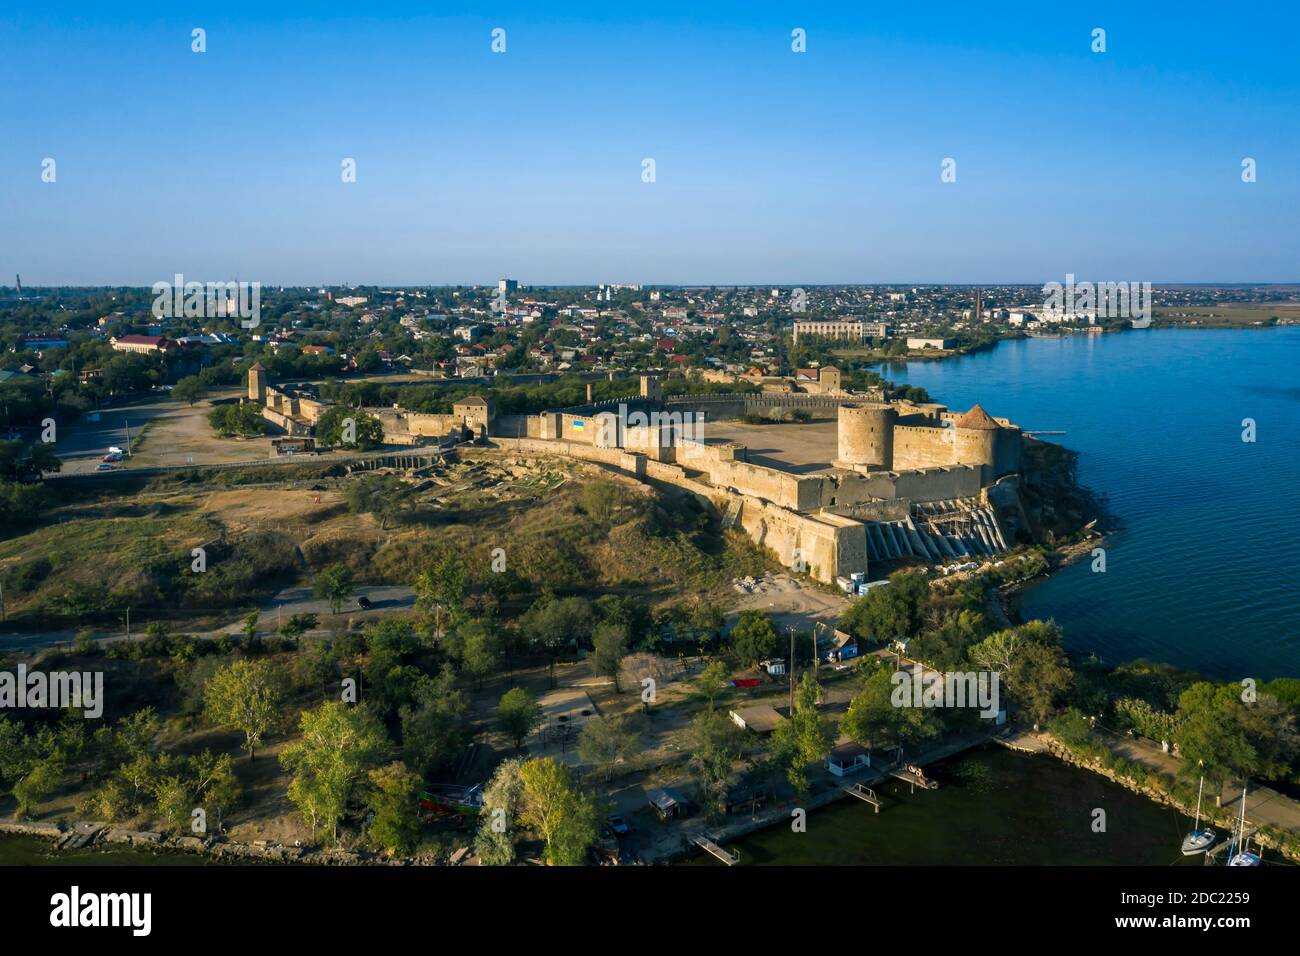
[243,363,1029,585]
[245,361,493,441]
[486,376,1029,585]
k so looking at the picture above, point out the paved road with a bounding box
[209,584,418,635]
[0,584,417,652]
[50,393,178,474]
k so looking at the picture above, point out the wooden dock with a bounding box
[1205,831,1257,864]
[891,768,939,791]
[844,783,882,812]
[693,835,740,866]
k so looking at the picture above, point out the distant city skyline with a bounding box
[2,2,1298,285]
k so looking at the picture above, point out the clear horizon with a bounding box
[3,2,1298,285]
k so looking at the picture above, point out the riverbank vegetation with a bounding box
[837,564,1300,813]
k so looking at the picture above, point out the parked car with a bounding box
[356,595,373,610]
[606,815,630,836]
[95,463,116,471]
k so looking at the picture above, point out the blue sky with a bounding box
[1,2,1297,285]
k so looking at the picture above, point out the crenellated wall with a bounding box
[494,392,1024,582]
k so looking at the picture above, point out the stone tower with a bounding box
[247,361,267,403]
[639,374,663,404]
[836,403,896,470]
[951,404,1000,480]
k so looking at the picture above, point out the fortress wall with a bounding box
[487,437,867,583]
[368,409,461,440]
[259,405,307,436]
[492,414,531,439]
[827,499,913,522]
[558,412,599,444]
[821,463,982,507]
[489,436,631,469]
[892,465,983,501]
[665,393,860,422]
[666,396,745,420]
[712,459,803,509]
[660,439,814,510]
[994,427,1023,477]
[722,487,866,582]
[893,424,957,470]
[672,439,718,468]
[297,397,327,425]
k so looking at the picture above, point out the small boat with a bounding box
[1228,848,1261,867]
[1180,775,1216,855]
[420,783,485,816]
[1226,785,1261,867]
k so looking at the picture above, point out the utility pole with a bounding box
[124,419,133,457]
[125,607,131,640]
[0,581,5,621]
[788,626,796,714]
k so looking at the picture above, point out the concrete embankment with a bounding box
[995,730,1300,864]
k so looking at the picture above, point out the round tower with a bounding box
[951,404,1000,479]
[836,403,895,470]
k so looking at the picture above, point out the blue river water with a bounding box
[887,327,1300,681]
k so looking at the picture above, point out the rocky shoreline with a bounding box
[0,819,401,865]
[1000,731,1300,864]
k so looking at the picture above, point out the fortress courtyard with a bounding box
[698,419,840,476]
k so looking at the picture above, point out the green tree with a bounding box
[153,772,194,832]
[590,622,629,693]
[695,659,731,710]
[525,595,595,684]
[1007,642,1074,727]
[171,375,208,406]
[518,757,601,866]
[344,473,415,530]
[314,563,355,615]
[415,549,467,636]
[1173,683,1298,787]
[577,714,640,782]
[771,673,833,795]
[190,751,241,829]
[365,761,421,856]
[316,407,384,450]
[729,610,778,666]
[839,570,930,644]
[444,617,499,689]
[280,701,389,843]
[474,757,524,866]
[496,687,543,751]
[208,402,266,438]
[687,708,746,818]
[203,659,286,760]
[279,612,319,642]
[12,756,63,819]
[842,667,941,752]
[400,671,472,775]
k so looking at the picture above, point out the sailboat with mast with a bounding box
[1180,774,1216,855]
[1227,784,1261,866]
